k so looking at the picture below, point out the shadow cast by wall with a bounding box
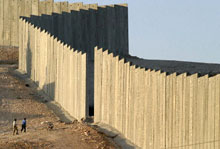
[21,5,128,117]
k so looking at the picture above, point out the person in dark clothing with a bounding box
[21,118,26,133]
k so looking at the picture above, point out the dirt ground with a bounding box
[0,46,18,64]
[0,64,118,149]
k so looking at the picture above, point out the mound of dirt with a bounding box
[0,64,118,149]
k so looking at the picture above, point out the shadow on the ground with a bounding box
[0,110,43,122]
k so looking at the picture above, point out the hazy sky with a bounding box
[55,0,220,64]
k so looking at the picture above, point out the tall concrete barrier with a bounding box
[1,0,130,53]
[24,4,129,58]
[94,47,220,148]
[21,3,128,116]
[19,19,87,120]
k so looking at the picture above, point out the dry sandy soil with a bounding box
[0,46,18,64]
[0,64,118,149]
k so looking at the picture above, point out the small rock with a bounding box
[84,132,89,136]
[25,84,30,87]
[43,100,48,103]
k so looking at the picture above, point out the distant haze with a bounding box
[56,0,220,64]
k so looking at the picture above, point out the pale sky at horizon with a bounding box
[55,0,220,64]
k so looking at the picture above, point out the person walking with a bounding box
[13,119,19,135]
[21,118,27,133]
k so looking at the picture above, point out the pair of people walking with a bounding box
[13,118,27,135]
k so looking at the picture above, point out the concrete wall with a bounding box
[19,18,87,120]
[22,4,128,115]
[94,47,220,149]
[24,4,129,58]
[1,0,128,53]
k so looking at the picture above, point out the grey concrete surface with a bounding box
[19,20,87,121]
[127,55,220,76]
[94,48,220,148]
[1,0,129,49]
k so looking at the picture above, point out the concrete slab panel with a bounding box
[76,51,81,119]
[177,73,183,147]
[63,45,68,110]
[119,58,125,133]
[57,41,62,104]
[147,70,154,148]
[57,13,64,43]
[142,70,150,149]
[159,72,166,149]
[36,28,41,84]
[136,68,145,148]
[25,0,32,17]
[106,6,115,53]
[114,56,119,128]
[115,5,128,55]
[33,26,38,82]
[49,36,54,98]
[60,2,68,13]
[3,0,10,46]
[87,5,97,60]
[168,73,174,148]
[66,46,71,113]
[63,12,71,45]
[106,53,113,124]
[10,0,18,46]
[39,0,46,15]
[30,25,35,80]
[43,32,48,92]
[46,0,53,15]
[116,58,124,132]
[81,52,87,118]
[31,0,39,15]
[0,0,3,45]
[184,75,191,148]
[18,0,25,18]
[214,75,220,148]
[52,36,56,99]
[101,50,108,123]
[60,43,65,107]
[152,70,159,149]
[53,38,58,101]
[23,22,28,72]
[203,75,209,149]
[208,76,215,149]
[188,74,194,149]
[171,73,177,148]
[47,33,52,96]
[121,60,129,136]
[133,67,140,146]
[68,48,74,116]
[94,47,102,123]
[68,3,77,11]
[18,19,23,70]
[73,50,78,118]
[124,62,130,138]
[197,75,205,149]
[181,73,187,147]
[53,2,61,14]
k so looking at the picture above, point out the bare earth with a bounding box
[0,64,117,149]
